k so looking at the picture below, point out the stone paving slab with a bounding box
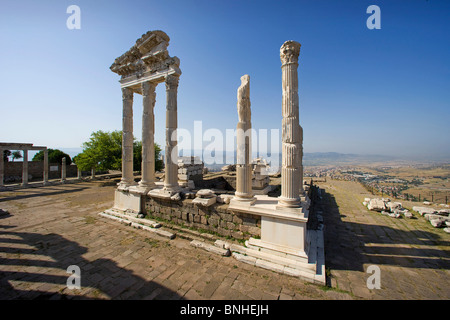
[0,180,448,300]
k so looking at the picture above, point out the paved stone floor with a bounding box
[0,180,448,300]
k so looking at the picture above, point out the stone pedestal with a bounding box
[113,188,144,214]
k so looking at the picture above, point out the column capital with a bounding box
[280,40,301,66]
[141,81,157,96]
[165,74,179,90]
[122,87,134,101]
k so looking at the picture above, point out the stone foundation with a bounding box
[145,197,261,239]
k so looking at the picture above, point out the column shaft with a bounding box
[235,74,254,201]
[164,75,179,191]
[120,87,135,186]
[22,150,28,186]
[278,41,303,208]
[43,149,48,184]
[61,157,66,182]
[139,81,157,189]
[0,149,4,187]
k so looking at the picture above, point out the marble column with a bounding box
[163,75,180,192]
[43,148,48,185]
[234,75,255,203]
[0,149,4,187]
[138,81,157,190]
[61,157,66,182]
[120,87,135,187]
[22,150,28,186]
[278,40,303,208]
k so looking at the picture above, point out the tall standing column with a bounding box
[278,40,303,208]
[234,74,255,203]
[139,81,157,190]
[22,149,28,186]
[61,157,66,182]
[0,149,4,187]
[120,87,135,187]
[43,148,48,185]
[163,75,180,192]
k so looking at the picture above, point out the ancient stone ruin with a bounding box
[0,143,49,187]
[101,31,325,284]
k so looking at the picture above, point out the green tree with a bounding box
[73,130,162,172]
[3,150,11,162]
[32,149,72,165]
[11,151,22,162]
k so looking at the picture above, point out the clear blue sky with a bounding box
[1,0,449,160]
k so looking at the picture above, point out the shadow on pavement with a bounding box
[0,213,183,300]
[319,188,450,274]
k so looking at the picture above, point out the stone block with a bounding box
[218,227,231,237]
[232,214,243,224]
[173,210,182,219]
[248,226,261,236]
[198,207,208,216]
[231,231,244,240]
[208,217,219,227]
[227,222,236,230]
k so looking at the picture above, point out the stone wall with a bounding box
[4,162,79,182]
[145,197,261,240]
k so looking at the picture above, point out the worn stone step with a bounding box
[104,209,161,228]
[229,243,316,274]
[98,211,175,239]
[232,252,318,283]
[190,240,231,256]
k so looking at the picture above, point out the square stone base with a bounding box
[113,189,144,213]
[260,215,308,255]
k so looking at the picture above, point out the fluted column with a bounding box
[120,87,135,187]
[164,75,179,192]
[139,81,157,190]
[278,40,303,208]
[22,150,28,186]
[235,74,255,202]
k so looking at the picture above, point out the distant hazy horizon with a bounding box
[13,148,449,166]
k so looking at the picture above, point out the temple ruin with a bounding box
[102,31,325,284]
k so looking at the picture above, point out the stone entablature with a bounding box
[110,30,181,91]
